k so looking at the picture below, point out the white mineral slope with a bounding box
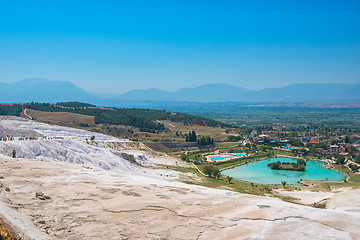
[0,139,136,171]
[0,156,359,239]
[0,116,122,141]
[0,116,173,176]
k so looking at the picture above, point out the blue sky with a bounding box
[0,0,359,93]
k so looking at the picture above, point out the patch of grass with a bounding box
[160,165,198,174]
[333,165,360,183]
[157,120,233,142]
[24,109,95,125]
[214,142,240,148]
[273,194,300,202]
[143,142,172,153]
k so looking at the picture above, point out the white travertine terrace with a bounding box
[0,117,359,239]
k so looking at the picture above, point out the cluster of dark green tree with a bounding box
[180,153,189,162]
[268,159,306,172]
[197,136,214,147]
[167,112,230,127]
[94,111,165,133]
[353,155,360,164]
[0,102,228,133]
[0,104,23,116]
[227,135,242,142]
[56,102,96,108]
[348,163,360,173]
[185,131,214,147]
[336,155,347,165]
[202,165,221,179]
[185,131,197,142]
[258,145,272,152]
[180,153,205,164]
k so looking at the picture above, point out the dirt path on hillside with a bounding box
[23,109,33,120]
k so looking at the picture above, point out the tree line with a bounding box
[0,102,228,133]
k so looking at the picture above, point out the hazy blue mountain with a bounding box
[0,79,359,104]
[114,83,253,102]
[0,78,95,103]
[172,84,252,102]
[116,83,360,103]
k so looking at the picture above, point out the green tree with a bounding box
[354,155,360,164]
[336,155,346,165]
[291,149,298,155]
[349,163,360,172]
[281,181,287,188]
[211,167,220,180]
[259,145,267,152]
[197,135,214,147]
[202,165,220,179]
[297,159,306,166]
[90,135,95,141]
[262,137,270,144]
[226,176,233,184]
[309,147,318,155]
[191,131,197,142]
[202,165,213,177]
[180,153,189,162]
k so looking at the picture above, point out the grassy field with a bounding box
[22,109,95,125]
[160,120,229,139]
[143,142,173,153]
[137,120,232,142]
[333,165,360,183]
[214,142,240,148]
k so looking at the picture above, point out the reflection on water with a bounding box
[271,170,306,178]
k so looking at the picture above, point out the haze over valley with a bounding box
[1,78,360,105]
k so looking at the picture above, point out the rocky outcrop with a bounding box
[0,201,52,240]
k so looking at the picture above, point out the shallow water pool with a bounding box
[222,157,345,185]
[210,155,234,161]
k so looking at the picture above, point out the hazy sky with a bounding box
[0,0,359,93]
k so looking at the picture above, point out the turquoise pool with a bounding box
[235,153,246,157]
[222,157,345,185]
[211,155,234,161]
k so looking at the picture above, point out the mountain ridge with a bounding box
[116,82,360,103]
[1,78,360,104]
[0,78,94,103]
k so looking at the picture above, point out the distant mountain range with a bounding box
[0,78,93,103]
[1,78,360,105]
[117,83,360,103]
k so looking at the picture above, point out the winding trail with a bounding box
[23,108,33,120]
